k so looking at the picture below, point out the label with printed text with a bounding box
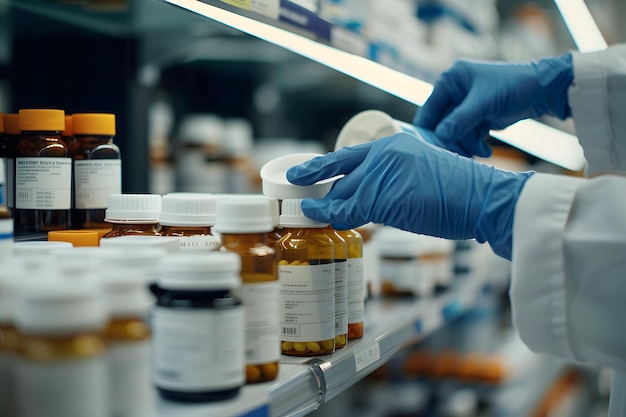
[16,157,71,210]
[74,160,121,209]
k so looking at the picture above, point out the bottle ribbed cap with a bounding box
[14,279,106,334]
[105,194,161,224]
[18,109,65,132]
[213,195,274,233]
[72,113,116,136]
[159,193,217,226]
[280,199,328,228]
[159,252,241,290]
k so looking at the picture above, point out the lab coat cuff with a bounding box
[510,173,585,361]
[569,49,613,175]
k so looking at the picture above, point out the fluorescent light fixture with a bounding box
[165,0,586,171]
[554,0,607,53]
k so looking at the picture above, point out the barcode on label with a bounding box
[17,190,31,201]
[282,327,298,336]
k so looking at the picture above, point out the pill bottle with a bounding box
[14,278,109,417]
[375,227,437,298]
[264,196,284,248]
[0,159,13,258]
[15,109,71,234]
[159,192,221,251]
[98,268,152,417]
[102,193,161,238]
[1,113,19,215]
[276,199,335,356]
[152,252,245,402]
[69,113,122,229]
[13,240,73,257]
[356,223,380,300]
[324,225,348,349]
[213,196,280,384]
[62,115,73,148]
[335,228,364,340]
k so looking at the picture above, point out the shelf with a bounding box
[154,275,488,417]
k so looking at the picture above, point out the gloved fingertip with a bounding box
[286,166,305,184]
[300,198,331,223]
[476,140,493,158]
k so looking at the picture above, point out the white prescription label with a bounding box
[335,259,348,335]
[16,356,109,417]
[74,160,121,209]
[233,282,281,364]
[108,341,153,417]
[16,158,71,210]
[354,342,381,373]
[347,257,364,323]
[177,235,221,251]
[152,307,245,391]
[279,263,335,342]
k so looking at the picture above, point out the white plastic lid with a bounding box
[213,196,274,233]
[335,110,401,150]
[14,279,106,334]
[159,193,217,226]
[0,259,25,322]
[104,194,162,224]
[13,241,73,257]
[280,199,328,228]
[100,235,181,253]
[158,252,241,290]
[98,269,152,317]
[260,153,341,199]
[223,118,253,157]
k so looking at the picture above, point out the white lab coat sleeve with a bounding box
[510,172,626,372]
[570,44,626,175]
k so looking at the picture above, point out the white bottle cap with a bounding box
[14,279,106,335]
[158,252,241,290]
[280,199,328,228]
[13,241,73,257]
[98,269,152,318]
[0,259,25,323]
[105,194,162,224]
[100,235,181,253]
[260,153,341,199]
[159,192,217,226]
[334,110,402,150]
[213,196,274,233]
[177,114,224,146]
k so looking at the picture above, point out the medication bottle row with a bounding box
[0,110,121,234]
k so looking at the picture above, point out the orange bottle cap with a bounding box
[48,230,100,247]
[72,113,116,136]
[19,109,65,132]
[80,228,113,241]
[3,114,20,135]
[0,112,4,133]
[64,115,73,136]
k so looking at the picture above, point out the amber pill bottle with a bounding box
[336,228,365,340]
[159,192,221,251]
[213,195,280,384]
[1,113,19,216]
[324,225,348,349]
[102,193,162,238]
[69,113,121,229]
[277,199,335,357]
[15,109,71,233]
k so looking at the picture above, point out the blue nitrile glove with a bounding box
[413,54,573,158]
[286,132,534,260]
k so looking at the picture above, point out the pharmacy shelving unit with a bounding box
[155,275,488,417]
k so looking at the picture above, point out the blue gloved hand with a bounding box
[287,132,534,260]
[413,54,573,158]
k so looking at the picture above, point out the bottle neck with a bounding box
[104,223,161,237]
[160,225,213,236]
